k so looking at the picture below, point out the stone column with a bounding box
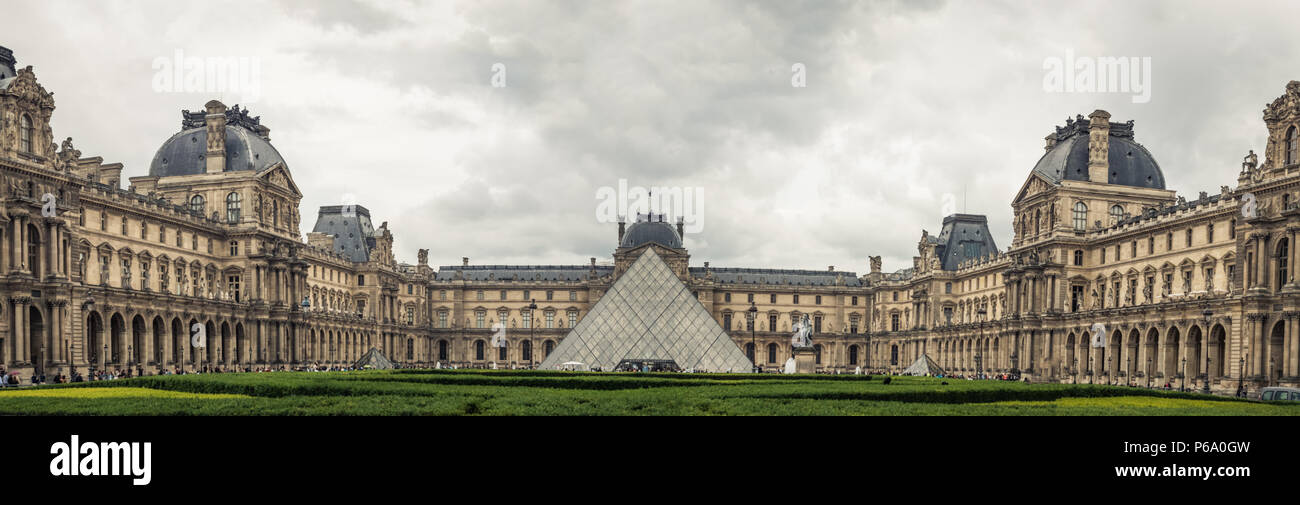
[14,298,27,365]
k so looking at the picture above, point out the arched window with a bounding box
[474,340,484,361]
[1109,204,1125,224]
[497,341,507,361]
[1072,202,1087,231]
[1288,126,1299,166]
[544,340,554,357]
[522,340,532,361]
[814,344,822,364]
[745,343,755,362]
[189,195,205,214]
[766,342,777,364]
[848,345,858,365]
[438,340,448,361]
[18,114,32,153]
[225,192,241,223]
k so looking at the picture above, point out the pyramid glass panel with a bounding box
[539,249,753,372]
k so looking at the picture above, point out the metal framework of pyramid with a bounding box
[354,347,395,369]
[539,248,753,373]
[902,353,945,376]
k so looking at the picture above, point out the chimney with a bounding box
[828,266,834,272]
[462,257,469,267]
[704,261,709,270]
[0,46,15,80]
[204,100,228,174]
[1044,133,1057,152]
[1087,110,1111,183]
[617,217,626,243]
[590,257,596,267]
[676,216,684,238]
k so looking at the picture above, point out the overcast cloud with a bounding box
[8,0,1300,273]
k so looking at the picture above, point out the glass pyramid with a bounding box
[539,249,753,373]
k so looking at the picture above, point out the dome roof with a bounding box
[148,125,286,177]
[620,219,682,249]
[1031,117,1165,190]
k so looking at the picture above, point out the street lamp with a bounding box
[1180,357,1187,392]
[746,302,758,373]
[65,338,73,378]
[1238,354,1247,398]
[976,307,987,379]
[528,299,537,369]
[1202,306,1213,394]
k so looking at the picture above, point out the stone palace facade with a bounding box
[2,44,1298,393]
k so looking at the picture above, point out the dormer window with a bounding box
[1288,126,1298,166]
[19,114,33,153]
[189,194,205,214]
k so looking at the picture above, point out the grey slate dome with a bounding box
[1031,115,1166,190]
[619,217,682,249]
[148,104,285,177]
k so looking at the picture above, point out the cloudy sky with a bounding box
[9,0,1300,273]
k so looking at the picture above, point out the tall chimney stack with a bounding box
[462,257,469,267]
[1087,110,1111,183]
[204,100,228,174]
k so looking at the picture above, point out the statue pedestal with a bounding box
[793,347,817,374]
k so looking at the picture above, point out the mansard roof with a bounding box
[689,267,862,287]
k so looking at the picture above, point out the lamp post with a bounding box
[1202,306,1213,394]
[528,299,537,370]
[1238,354,1247,398]
[1126,354,1132,386]
[1072,357,1077,384]
[976,307,987,379]
[65,338,73,378]
[746,302,758,373]
[1146,357,1152,388]
[1180,357,1187,392]
[1269,358,1276,387]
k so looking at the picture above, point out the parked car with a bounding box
[1259,387,1300,401]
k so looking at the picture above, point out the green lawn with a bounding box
[1,369,1296,415]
